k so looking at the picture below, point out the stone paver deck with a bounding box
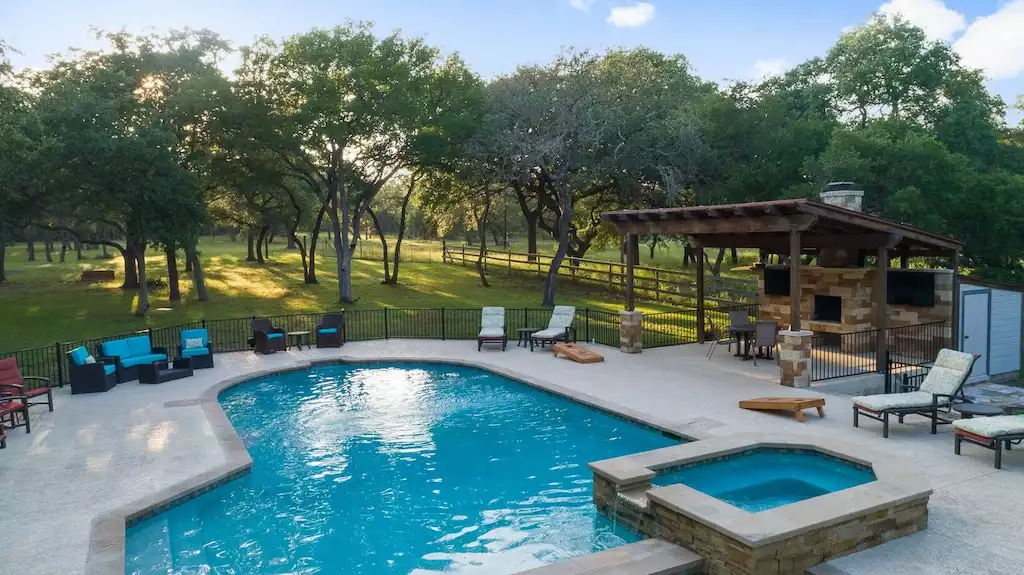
[1,341,1022,575]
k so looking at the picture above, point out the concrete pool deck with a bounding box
[1,340,1021,575]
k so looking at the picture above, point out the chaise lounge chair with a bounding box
[852,349,979,438]
[530,306,576,351]
[477,307,506,351]
[0,357,53,412]
[252,318,287,354]
[954,415,1024,469]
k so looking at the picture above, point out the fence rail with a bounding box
[810,320,950,383]
[443,246,757,305]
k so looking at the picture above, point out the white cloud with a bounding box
[954,0,1024,79]
[878,0,966,41]
[570,0,596,11]
[751,58,790,79]
[606,3,656,28]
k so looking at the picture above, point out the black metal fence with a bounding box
[2,304,766,387]
[884,321,951,393]
[644,303,758,349]
[810,320,950,383]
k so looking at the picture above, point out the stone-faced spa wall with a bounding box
[757,266,953,352]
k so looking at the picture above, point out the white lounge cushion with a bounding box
[547,306,576,330]
[853,391,950,411]
[478,327,505,338]
[481,307,505,329]
[532,327,569,340]
[920,349,976,396]
[954,415,1024,438]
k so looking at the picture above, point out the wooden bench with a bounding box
[739,397,825,422]
[81,270,116,283]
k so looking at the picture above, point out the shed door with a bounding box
[961,291,989,380]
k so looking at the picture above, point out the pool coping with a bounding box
[85,353,711,575]
[588,433,933,547]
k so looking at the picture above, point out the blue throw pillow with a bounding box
[318,328,338,335]
[69,346,90,366]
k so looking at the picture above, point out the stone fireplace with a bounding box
[813,295,842,322]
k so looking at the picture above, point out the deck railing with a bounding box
[810,320,950,383]
[2,305,752,386]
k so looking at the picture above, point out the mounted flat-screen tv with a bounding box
[887,270,936,307]
[764,267,790,296]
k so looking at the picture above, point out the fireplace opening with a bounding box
[814,295,842,322]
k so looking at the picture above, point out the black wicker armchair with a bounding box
[316,312,345,348]
[66,350,117,394]
[252,318,287,354]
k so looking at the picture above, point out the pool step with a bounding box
[517,539,703,575]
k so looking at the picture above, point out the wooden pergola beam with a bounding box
[690,232,900,250]
[609,214,817,236]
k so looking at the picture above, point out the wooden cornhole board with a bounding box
[553,343,604,364]
[739,397,825,422]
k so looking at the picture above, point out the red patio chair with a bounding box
[0,357,54,412]
[0,394,30,435]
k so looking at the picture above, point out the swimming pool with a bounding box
[653,448,876,513]
[126,362,679,574]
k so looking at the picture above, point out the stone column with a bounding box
[619,310,643,354]
[778,330,813,388]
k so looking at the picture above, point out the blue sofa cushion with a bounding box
[103,364,117,376]
[318,328,338,335]
[181,347,210,358]
[126,336,152,357]
[121,353,168,368]
[180,329,209,348]
[266,333,284,340]
[101,339,132,359]
[69,346,90,366]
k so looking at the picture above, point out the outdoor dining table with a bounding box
[730,324,755,360]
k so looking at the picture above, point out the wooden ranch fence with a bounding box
[443,245,757,305]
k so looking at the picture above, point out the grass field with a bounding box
[1,237,693,352]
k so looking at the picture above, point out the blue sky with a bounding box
[1,0,1021,122]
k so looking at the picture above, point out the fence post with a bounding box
[441,308,446,340]
[524,308,529,329]
[384,308,389,339]
[654,270,661,300]
[508,251,512,275]
[202,318,207,328]
[586,309,591,343]
[54,341,64,387]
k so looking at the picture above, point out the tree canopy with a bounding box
[2,14,1023,310]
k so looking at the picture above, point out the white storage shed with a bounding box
[959,276,1024,382]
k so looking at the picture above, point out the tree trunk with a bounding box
[123,244,140,289]
[710,248,726,276]
[27,240,35,262]
[246,231,257,262]
[367,208,391,284]
[0,243,6,283]
[525,212,538,262]
[473,198,492,288]
[542,190,573,307]
[187,244,209,301]
[287,234,296,250]
[59,238,68,263]
[730,247,738,265]
[255,227,267,264]
[75,237,83,260]
[305,201,327,284]
[134,242,149,316]
[329,183,353,303]
[44,239,53,262]
[166,246,181,302]
[389,173,416,284]
[184,252,194,272]
[102,243,108,258]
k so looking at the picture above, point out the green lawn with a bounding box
[0,238,683,352]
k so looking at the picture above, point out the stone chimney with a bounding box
[819,182,864,212]
[818,182,864,267]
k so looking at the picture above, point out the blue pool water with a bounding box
[126,363,679,574]
[654,449,876,513]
